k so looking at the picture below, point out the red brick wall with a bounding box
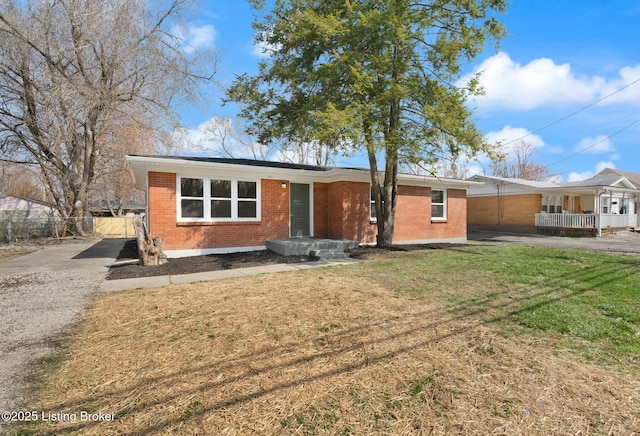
[148,172,289,251]
[326,181,377,243]
[323,182,465,243]
[394,187,467,241]
[313,183,329,238]
[148,171,468,251]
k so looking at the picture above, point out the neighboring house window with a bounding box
[621,197,629,214]
[178,177,259,221]
[431,189,447,220]
[542,195,562,213]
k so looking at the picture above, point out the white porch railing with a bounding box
[535,213,596,228]
[535,213,637,229]
[600,213,637,228]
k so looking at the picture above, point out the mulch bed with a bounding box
[106,239,465,281]
[106,239,315,280]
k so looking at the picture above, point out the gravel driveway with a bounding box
[0,238,124,428]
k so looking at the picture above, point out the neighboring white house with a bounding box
[467,168,640,237]
[0,195,55,218]
[0,196,59,241]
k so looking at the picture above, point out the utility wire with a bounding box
[546,115,640,168]
[502,76,640,146]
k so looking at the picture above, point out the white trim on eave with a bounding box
[125,155,481,190]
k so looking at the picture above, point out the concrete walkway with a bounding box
[104,230,640,293]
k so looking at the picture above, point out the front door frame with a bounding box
[289,182,312,237]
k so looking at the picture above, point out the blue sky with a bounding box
[176,0,640,181]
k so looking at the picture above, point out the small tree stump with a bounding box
[133,216,168,266]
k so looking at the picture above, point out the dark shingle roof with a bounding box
[130,155,332,172]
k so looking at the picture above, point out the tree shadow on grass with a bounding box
[30,249,639,435]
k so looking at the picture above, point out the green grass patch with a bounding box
[349,244,640,367]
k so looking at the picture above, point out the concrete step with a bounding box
[308,249,352,260]
[266,238,359,256]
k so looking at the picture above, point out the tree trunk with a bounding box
[133,215,167,266]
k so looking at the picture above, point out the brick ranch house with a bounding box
[125,155,481,257]
[467,168,640,237]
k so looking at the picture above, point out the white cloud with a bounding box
[484,125,545,155]
[567,171,593,182]
[567,160,616,181]
[595,160,616,173]
[175,24,217,54]
[172,118,234,153]
[573,135,614,153]
[466,52,601,110]
[172,123,212,152]
[597,65,640,104]
[464,52,640,111]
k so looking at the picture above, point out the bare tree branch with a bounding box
[0,0,218,234]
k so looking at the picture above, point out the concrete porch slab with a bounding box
[266,238,359,256]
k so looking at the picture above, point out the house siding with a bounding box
[326,181,377,243]
[147,171,468,252]
[313,183,329,238]
[394,187,467,241]
[148,172,289,251]
[467,193,541,228]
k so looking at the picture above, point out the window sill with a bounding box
[431,219,448,223]
[177,220,261,226]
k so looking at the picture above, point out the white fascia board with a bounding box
[125,155,482,190]
[396,174,483,189]
[547,185,640,196]
[468,184,539,197]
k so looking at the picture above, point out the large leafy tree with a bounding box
[228,0,506,246]
[0,0,216,234]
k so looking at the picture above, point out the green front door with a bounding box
[290,183,310,237]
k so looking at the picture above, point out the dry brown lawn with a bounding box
[27,262,640,435]
[0,246,36,263]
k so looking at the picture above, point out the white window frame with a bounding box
[621,196,629,215]
[177,176,261,222]
[431,188,447,221]
[542,195,563,213]
[179,177,205,219]
[601,196,610,214]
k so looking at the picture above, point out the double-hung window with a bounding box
[178,176,259,221]
[431,189,447,220]
[180,178,205,218]
[542,195,563,213]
